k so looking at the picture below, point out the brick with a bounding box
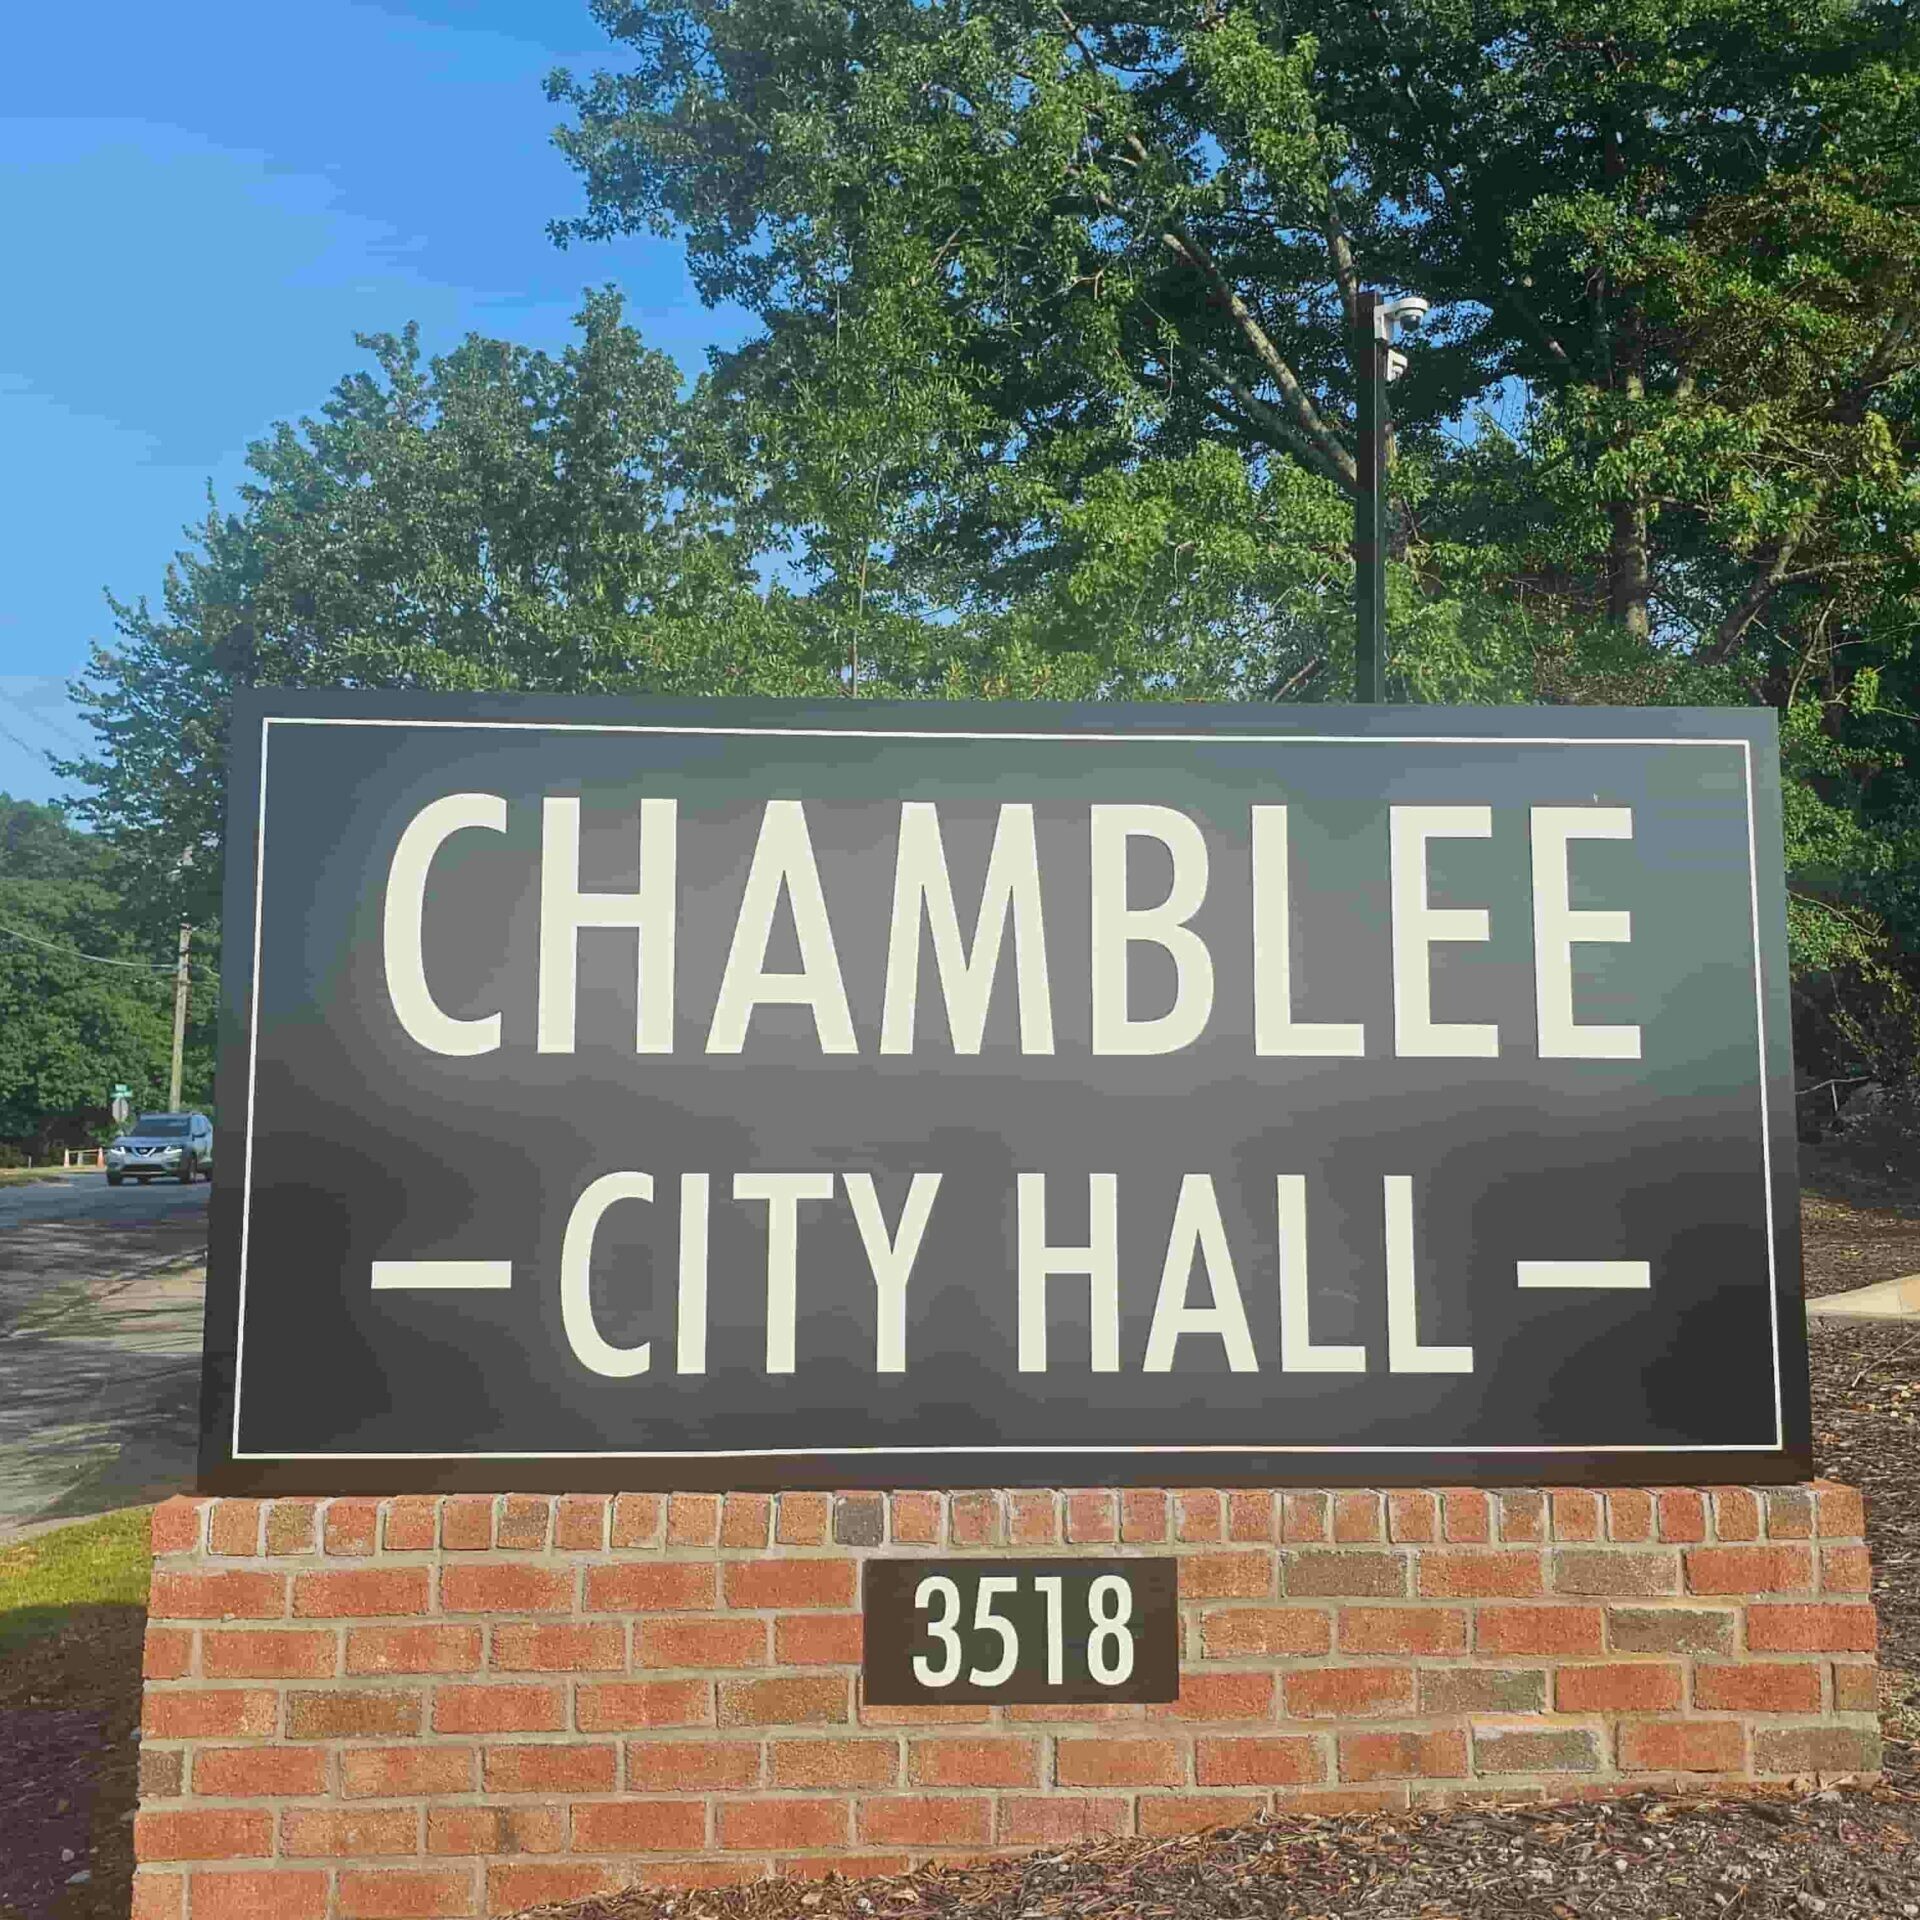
[1418,1552,1541,1599]
[859,1797,992,1846]
[1202,1607,1331,1658]
[1337,1607,1467,1655]
[193,1748,329,1797]
[339,1747,476,1797]
[1228,1489,1274,1536]
[1821,1546,1872,1593]
[1067,1490,1117,1543]
[639,1617,767,1668]
[1606,1606,1736,1655]
[573,1800,710,1852]
[210,1500,265,1556]
[909,1738,1039,1786]
[610,1492,663,1546]
[1419,1667,1545,1713]
[715,1492,771,1548]
[777,1492,831,1545]
[585,1563,715,1612]
[133,1871,185,1920]
[1281,1493,1328,1543]
[723,1560,856,1610]
[720,1675,849,1726]
[1553,1663,1683,1712]
[203,1630,336,1680]
[1004,1701,1143,1723]
[427,1807,564,1856]
[1280,1786,1411,1815]
[439,1497,493,1551]
[1711,1488,1761,1541]
[1153,1670,1274,1721]
[1694,1662,1823,1712]
[280,1810,418,1858]
[832,1494,883,1548]
[1552,1550,1679,1597]
[1056,1738,1185,1787]
[490,1623,625,1673]
[380,1499,436,1555]
[629,1739,763,1790]
[293,1570,430,1619]
[1195,1736,1322,1786]
[1007,1492,1057,1545]
[136,1810,273,1863]
[1657,1490,1707,1543]
[1476,1606,1605,1655]
[716,1800,847,1851]
[152,1498,206,1555]
[1180,1552,1275,1600]
[433,1685,565,1736]
[1765,1488,1814,1539]
[1474,1727,1600,1774]
[1833,1662,1877,1712]
[494,1495,548,1552]
[286,1691,421,1739]
[891,1493,941,1544]
[484,1865,621,1915]
[347,1627,483,1675]
[151,1573,285,1621]
[553,1495,609,1552]
[144,1629,195,1680]
[668,1493,722,1545]
[1607,1490,1654,1542]
[770,1738,898,1788]
[1285,1667,1414,1717]
[576,1679,712,1730]
[1442,1490,1489,1544]
[483,1743,616,1793]
[1340,1730,1469,1783]
[1386,1492,1435,1543]
[1178,1491,1225,1542]
[1746,1604,1877,1652]
[1815,1482,1866,1538]
[1121,1489,1168,1542]
[1287,1551,1406,1598]
[776,1613,862,1666]
[143,1690,277,1740]
[996,1798,1130,1844]
[1137,1795,1265,1836]
[325,1500,380,1556]
[1551,1490,1600,1541]
[1752,1726,1881,1775]
[441,1564,573,1615]
[337,1871,476,1920]
[141,1749,185,1797]
[859,1699,991,1726]
[1331,1493,1383,1543]
[1618,1720,1745,1774]
[192,1872,329,1920]
[635,1861,770,1890]
[1498,1492,1546,1544]
[950,1492,1001,1546]
[1685,1546,1813,1595]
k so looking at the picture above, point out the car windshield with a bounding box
[133,1115,191,1137]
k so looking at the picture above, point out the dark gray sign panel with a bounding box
[198,692,1809,1492]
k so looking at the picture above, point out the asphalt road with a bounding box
[0,1174,209,1542]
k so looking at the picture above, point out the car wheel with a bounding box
[178,1156,196,1185]
[107,1172,123,1187]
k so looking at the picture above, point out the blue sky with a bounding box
[0,0,750,808]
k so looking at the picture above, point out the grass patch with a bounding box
[0,1508,151,1658]
[0,1165,82,1185]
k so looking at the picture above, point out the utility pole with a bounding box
[169,921,191,1112]
[1353,290,1389,704]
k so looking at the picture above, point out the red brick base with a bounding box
[134,1485,1880,1918]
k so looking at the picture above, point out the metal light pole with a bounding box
[168,921,191,1112]
[1353,291,1389,703]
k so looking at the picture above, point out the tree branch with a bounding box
[1700,529,1806,665]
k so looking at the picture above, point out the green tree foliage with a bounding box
[0,798,212,1150]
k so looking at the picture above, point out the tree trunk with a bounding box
[1607,494,1651,640]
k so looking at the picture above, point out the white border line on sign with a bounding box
[231,716,1782,1460]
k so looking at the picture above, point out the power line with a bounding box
[0,916,179,971]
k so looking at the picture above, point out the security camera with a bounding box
[1380,295,1431,331]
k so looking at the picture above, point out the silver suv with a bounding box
[106,1112,214,1186]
